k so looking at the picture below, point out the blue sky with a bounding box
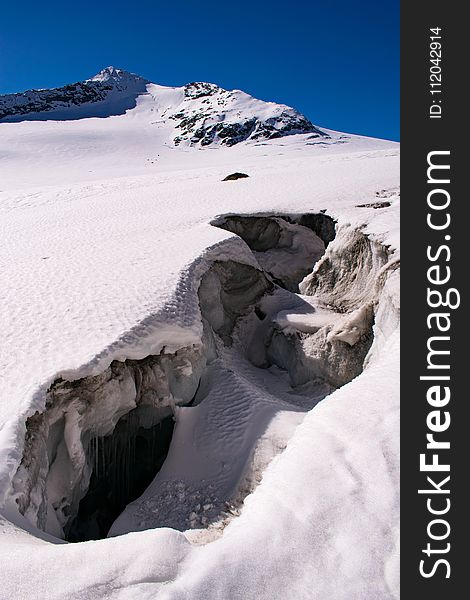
[0,0,399,140]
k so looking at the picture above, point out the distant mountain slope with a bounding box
[0,67,149,122]
[0,66,326,146]
[169,80,325,146]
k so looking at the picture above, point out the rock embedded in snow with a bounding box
[356,201,392,209]
[222,172,250,181]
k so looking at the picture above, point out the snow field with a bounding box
[0,72,399,599]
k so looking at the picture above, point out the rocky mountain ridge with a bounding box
[0,66,326,147]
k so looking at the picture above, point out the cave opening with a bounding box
[65,409,175,542]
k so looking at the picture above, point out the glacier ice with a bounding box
[8,214,398,544]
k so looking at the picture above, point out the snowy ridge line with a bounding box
[0,66,325,147]
[0,67,149,120]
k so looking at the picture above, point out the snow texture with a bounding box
[0,67,399,599]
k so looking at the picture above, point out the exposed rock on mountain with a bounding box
[0,66,326,147]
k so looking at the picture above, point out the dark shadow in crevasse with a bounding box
[65,408,174,542]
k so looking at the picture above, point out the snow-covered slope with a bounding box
[0,68,399,599]
[0,67,150,122]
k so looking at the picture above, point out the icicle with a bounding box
[101,433,105,479]
[95,436,100,479]
[151,424,155,460]
[94,435,98,478]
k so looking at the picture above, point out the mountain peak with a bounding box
[88,66,149,85]
[0,68,326,145]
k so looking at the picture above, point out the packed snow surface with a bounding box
[0,68,399,599]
